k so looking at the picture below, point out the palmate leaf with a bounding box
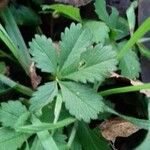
[29,35,57,74]
[119,49,140,79]
[59,81,105,122]
[61,44,117,83]
[0,127,29,150]
[0,101,29,128]
[59,23,92,71]
[29,82,58,112]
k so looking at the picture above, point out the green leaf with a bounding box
[29,35,57,74]
[119,49,140,79]
[30,81,58,112]
[0,74,33,96]
[71,136,82,150]
[16,117,76,133]
[94,0,109,25]
[10,4,41,26]
[114,17,129,40]
[126,1,138,35]
[30,137,44,150]
[54,93,63,124]
[0,7,32,75]
[138,43,150,59]
[83,20,110,44]
[37,131,59,150]
[118,17,150,59]
[31,116,59,150]
[62,44,117,83]
[0,62,7,74]
[94,0,128,40]
[0,81,10,95]
[95,0,119,29]
[109,7,119,28]
[0,127,29,150]
[53,131,67,149]
[59,23,92,71]
[135,98,150,150]
[42,4,82,22]
[0,101,29,128]
[77,122,111,150]
[59,81,105,122]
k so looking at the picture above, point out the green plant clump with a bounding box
[0,0,150,149]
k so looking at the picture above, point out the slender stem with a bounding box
[105,106,149,129]
[139,37,150,43]
[0,74,33,96]
[137,43,150,58]
[15,84,33,97]
[99,83,150,97]
[36,26,43,35]
[0,87,11,95]
[0,50,16,62]
[67,122,78,149]
[51,93,63,136]
[53,94,63,124]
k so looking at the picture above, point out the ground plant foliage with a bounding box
[0,0,150,149]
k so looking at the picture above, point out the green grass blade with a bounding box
[0,74,33,96]
[16,117,76,133]
[0,7,32,75]
[118,17,150,59]
[100,83,150,97]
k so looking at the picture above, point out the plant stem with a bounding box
[67,122,78,149]
[53,94,63,124]
[51,93,63,136]
[0,74,33,96]
[99,83,150,97]
[117,17,150,59]
[0,50,16,62]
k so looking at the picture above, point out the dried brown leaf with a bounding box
[100,117,140,142]
[29,62,41,89]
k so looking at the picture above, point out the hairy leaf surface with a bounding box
[0,101,28,128]
[29,35,57,74]
[77,122,110,150]
[59,81,105,122]
[62,44,117,83]
[83,21,110,44]
[30,82,58,112]
[119,50,140,79]
[59,23,92,71]
[0,127,29,150]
